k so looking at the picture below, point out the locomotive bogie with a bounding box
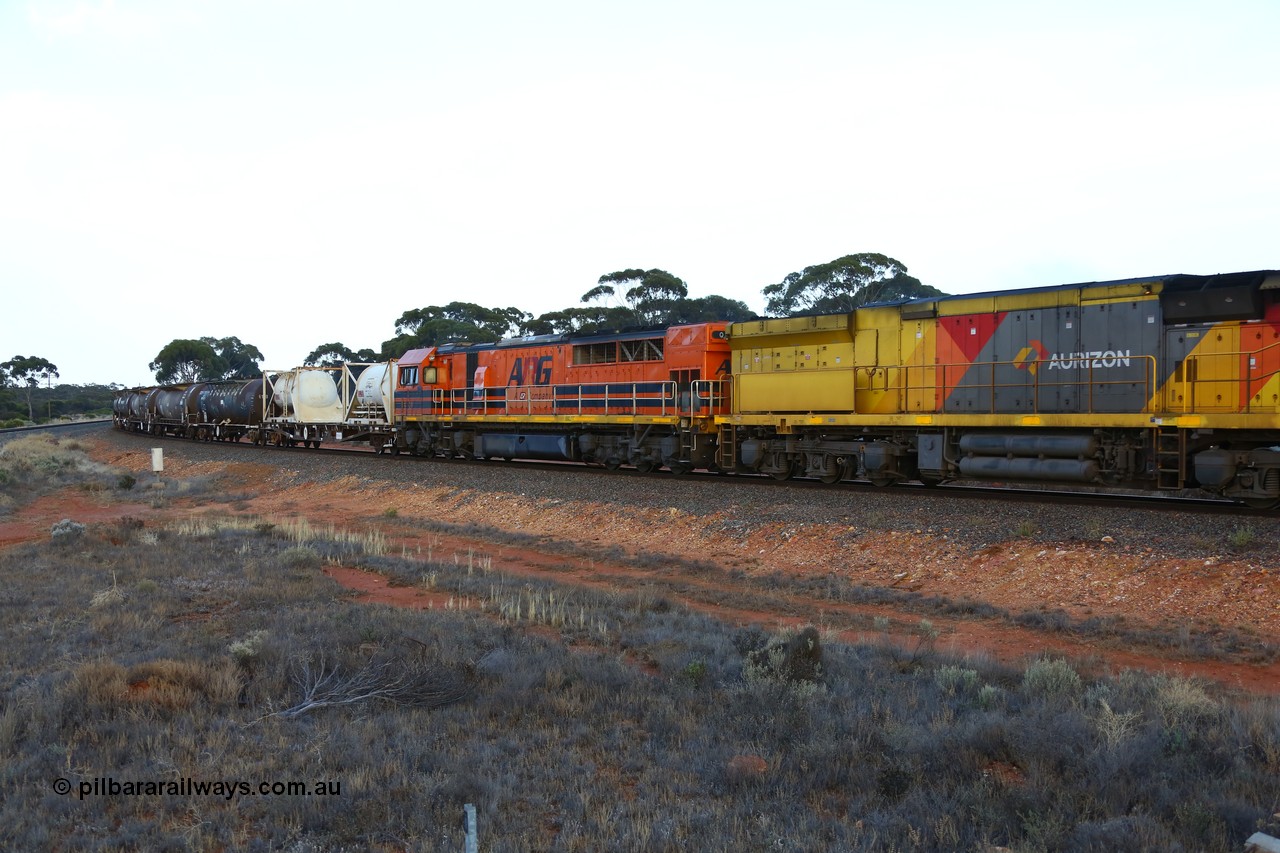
[1191,445,1280,507]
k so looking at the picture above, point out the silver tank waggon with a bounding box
[196,380,265,442]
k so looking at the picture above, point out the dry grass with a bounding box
[0,461,1277,850]
[0,434,129,506]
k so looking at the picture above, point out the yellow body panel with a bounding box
[731,312,858,412]
[730,314,850,338]
[902,319,938,413]
[1165,325,1241,413]
[936,288,1073,316]
[733,371,855,413]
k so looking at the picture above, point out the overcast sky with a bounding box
[2,0,1277,387]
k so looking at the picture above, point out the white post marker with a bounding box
[151,448,164,473]
[464,804,477,853]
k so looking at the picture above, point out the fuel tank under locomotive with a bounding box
[471,433,578,461]
[955,433,1101,483]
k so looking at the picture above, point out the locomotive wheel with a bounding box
[635,460,657,474]
[668,462,692,476]
[820,471,843,485]
[1240,496,1280,510]
[603,458,622,471]
[869,476,895,488]
[770,463,795,481]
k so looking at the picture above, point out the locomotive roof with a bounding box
[878,268,1279,311]
[434,323,710,354]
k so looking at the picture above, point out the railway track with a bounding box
[0,419,111,437]
[100,423,1255,518]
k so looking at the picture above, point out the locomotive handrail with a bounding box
[435,381,682,417]
[688,379,728,417]
[860,354,1159,415]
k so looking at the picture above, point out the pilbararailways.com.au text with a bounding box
[53,777,341,801]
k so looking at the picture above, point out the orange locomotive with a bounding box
[391,323,731,473]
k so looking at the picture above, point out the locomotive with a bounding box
[114,268,1280,507]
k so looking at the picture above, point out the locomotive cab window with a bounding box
[572,337,665,366]
[573,342,617,365]
[399,366,419,386]
[421,367,437,384]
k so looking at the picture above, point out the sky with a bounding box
[1,0,1277,387]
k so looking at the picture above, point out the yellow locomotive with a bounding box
[717,269,1280,507]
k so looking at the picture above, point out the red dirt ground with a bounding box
[18,438,1280,696]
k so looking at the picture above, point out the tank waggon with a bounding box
[115,388,153,431]
[718,269,1280,507]
[127,390,150,431]
[339,362,397,447]
[149,384,206,437]
[260,369,344,447]
[353,363,394,422]
[393,323,732,473]
[196,380,264,442]
[112,390,133,429]
[258,362,398,448]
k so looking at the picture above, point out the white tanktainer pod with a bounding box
[260,361,397,448]
[339,362,398,450]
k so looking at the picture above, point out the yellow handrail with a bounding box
[856,354,1159,415]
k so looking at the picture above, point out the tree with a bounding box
[382,303,529,355]
[667,295,756,325]
[149,337,265,383]
[304,343,379,367]
[149,339,222,384]
[590,268,690,326]
[522,305,638,336]
[201,336,264,380]
[521,308,600,336]
[762,253,946,317]
[582,268,756,328]
[1,355,59,421]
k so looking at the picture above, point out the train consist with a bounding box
[115,269,1280,507]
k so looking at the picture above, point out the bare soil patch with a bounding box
[66,433,1280,695]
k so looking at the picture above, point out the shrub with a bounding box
[229,630,269,665]
[1228,524,1256,550]
[1153,676,1218,730]
[277,546,321,570]
[679,660,709,688]
[935,665,979,696]
[50,518,86,538]
[743,626,823,686]
[1022,657,1082,700]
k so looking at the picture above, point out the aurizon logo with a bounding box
[1013,340,1134,373]
[1013,340,1049,375]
